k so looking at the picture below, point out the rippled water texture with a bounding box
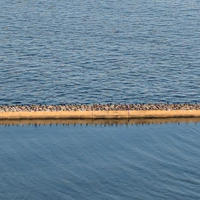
[1,0,200,104]
[0,123,200,199]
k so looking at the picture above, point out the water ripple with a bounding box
[0,0,200,104]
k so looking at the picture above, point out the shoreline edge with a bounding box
[1,110,200,119]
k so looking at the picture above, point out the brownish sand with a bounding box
[1,104,200,120]
[1,109,200,119]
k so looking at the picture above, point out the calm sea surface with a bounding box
[0,0,200,104]
[0,123,200,199]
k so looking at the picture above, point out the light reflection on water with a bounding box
[0,122,200,199]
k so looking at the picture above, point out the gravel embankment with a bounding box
[0,104,200,112]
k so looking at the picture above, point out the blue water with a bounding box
[1,0,200,104]
[0,123,200,199]
[1,1,200,198]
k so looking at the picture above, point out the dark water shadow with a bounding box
[1,118,200,126]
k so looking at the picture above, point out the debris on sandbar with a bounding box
[0,104,200,112]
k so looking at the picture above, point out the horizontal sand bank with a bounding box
[1,104,200,119]
[1,110,200,119]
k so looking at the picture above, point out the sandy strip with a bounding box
[1,110,200,119]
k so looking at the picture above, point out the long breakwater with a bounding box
[1,104,200,119]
